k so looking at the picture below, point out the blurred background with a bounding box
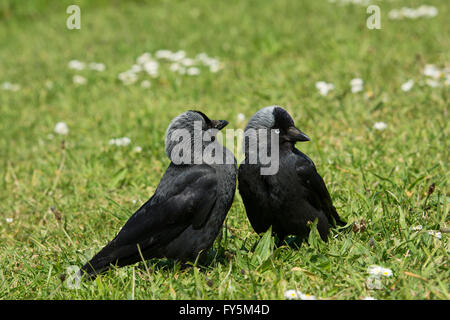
[0,0,448,299]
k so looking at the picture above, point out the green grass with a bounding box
[0,0,448,300]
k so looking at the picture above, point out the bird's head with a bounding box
[165,110,229,162]
[245,106,309,144]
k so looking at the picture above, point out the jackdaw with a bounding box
[80,110,236,278]
[238,106,345,243]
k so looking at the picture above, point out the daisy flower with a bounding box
[187,67,200,76]
[298,292,317,300]
[181,58,195,66]
[110,137,131,147]
[73,75,87,85]
[170,50,186,62]
[315,81,334,96]
[137,52,152,65]
[54,122,69,135]
[89,62,106,72]
[425,79,440,88]
[427,230,442,239]
[68,60,85,70]
[237,113,246,123]
[373,122,387,131]
[155,50,173,60]
[401,80,414,92]
[170,63,180,72]
[423,64,442,79]
[368,265,393,277]
[209,63,222,73]
[284,290,298,300]
[130,64,143,73]
[350,78,364,93]
[143,60,159,77]
[1,82,20,91]
[118,71,138,85]
[6,218,13,223]
[133,146,143,153]
[140,80,151,88]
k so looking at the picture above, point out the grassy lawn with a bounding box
[0,0,448,300]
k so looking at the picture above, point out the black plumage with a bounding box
[238,106,345,243]
[81,111,236,278]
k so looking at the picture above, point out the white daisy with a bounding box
[427,230,442,239]
[298,292,317,300]
[237,113,246,123]
[130,64,143,73]
[155,50,173,60]
[350,78,363,87]
[137,52,152,65]
[388,10,401,20]
[54,122,69,135]
[209,63,222,73]
[1,82,20,91]
[181,58,195,66]
[143,60,159,77]
[133,146,143,153]
[416,5,438,18]
[170,63,180,72]
[368,265,393,277]
[116,137,131,147]
[109,137,131,147]
[401,79,414,92]
[72,75,87,85]
[373,122,387,131]
[118,71,138,85]
[140,80,151,88]
[195,52,209,62]
[350,78,364,93]
[315,81,334,96]
[411,225,423,231]
[187,67,200,76]
[68,60,85,70]
[423,64,442,79]
[284,290,298,300]
[6,218,13,223]
[89,62,106,72]
[170,50,186,62]
[425,79,440,88]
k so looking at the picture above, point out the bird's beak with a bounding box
[212,120,229,130]
[286,126,310,142]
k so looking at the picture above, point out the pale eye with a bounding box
[274,129,280,134]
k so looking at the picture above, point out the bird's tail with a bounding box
[79,241,125,279]
[79,242,143,279]
[80,250,115,279]
[331,206,346,227]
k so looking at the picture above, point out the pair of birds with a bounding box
[80,106,345,278]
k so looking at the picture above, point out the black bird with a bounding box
[238,106,345,243]
[80,110,236,278]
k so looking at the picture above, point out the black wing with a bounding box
[294,151,346,227]
[82,164,217,276]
